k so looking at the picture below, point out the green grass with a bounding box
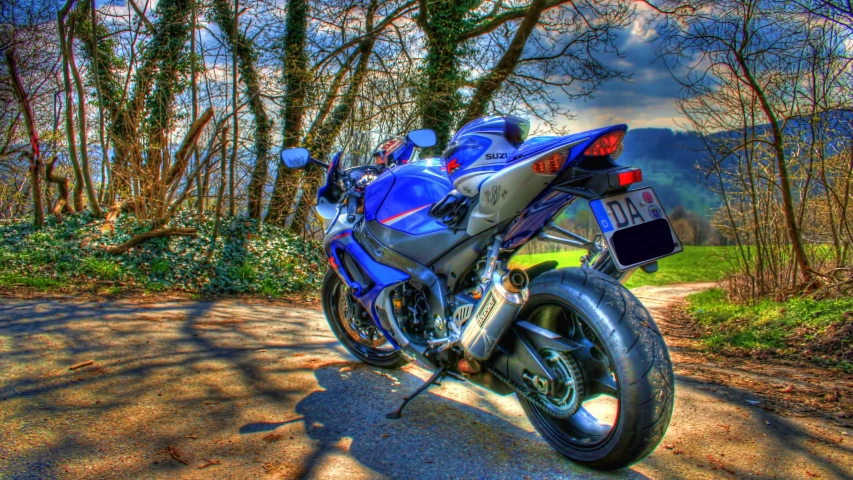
[0,273,64,291]
[510,245,737,288]
[687,289,853,372]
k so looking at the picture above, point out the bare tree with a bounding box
[4,49,44,227]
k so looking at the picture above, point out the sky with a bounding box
[558,10,686,134]
[94,0,684,136]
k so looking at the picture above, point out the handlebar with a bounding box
[346,195,359,223]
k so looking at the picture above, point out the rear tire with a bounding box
[518,268,674,470]
[322,269,405,369]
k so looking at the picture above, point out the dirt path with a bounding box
[0,286,850,479]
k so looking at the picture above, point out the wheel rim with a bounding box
[524,301,621,449]
[328,279,397,360]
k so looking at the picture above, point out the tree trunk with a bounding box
[111,0,192,205]
[67,19,103,217]
[211,0,274,219]
[57,3,86,212]
[4,50,44,228]
[86,0,112,205]
[734,52,814,286]
[419,1,469,151]
[106,228,197,255]
[289,33,376,235]
[265,0,310,226]
[460,0,549,125]
[46,157,74,214]
[229,0,239,218]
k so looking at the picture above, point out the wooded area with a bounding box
[1,0,629,235]
[0,0,851,302]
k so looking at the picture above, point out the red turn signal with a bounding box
[532,150,568,174]
[609,168,643,187]
[585,131,625,157]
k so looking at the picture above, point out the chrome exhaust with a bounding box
[460,268,529,361]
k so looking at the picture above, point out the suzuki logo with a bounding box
[446,158,461,174]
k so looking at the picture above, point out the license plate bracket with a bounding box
[589,187,682,270]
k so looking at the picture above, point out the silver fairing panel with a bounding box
[466,140,585,236]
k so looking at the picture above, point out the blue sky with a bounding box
[559,11,685,134]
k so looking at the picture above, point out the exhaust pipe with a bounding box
[460,269,529,361]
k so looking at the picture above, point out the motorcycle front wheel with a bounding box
[517,268,674,470]
[321,269,405,369]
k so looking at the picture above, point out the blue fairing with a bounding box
[327,230,408,348]
[364,158,452,235]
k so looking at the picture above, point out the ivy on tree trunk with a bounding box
[211,0,274,220]
[266,0,310,226]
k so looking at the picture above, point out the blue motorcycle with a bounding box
[281,116,682,469]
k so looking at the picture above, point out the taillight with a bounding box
[584,131,625,157]
[532,150,568,174]
[609,168,643,187]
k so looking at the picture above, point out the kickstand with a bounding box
[385,366,447,419]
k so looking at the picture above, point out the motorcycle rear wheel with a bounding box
[517,268,674,470]
[322,269,405,369]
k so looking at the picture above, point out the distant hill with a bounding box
[618,127,719,216]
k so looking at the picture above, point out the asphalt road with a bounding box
[0,287,850,479]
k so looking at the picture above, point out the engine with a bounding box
[391,285,435,345]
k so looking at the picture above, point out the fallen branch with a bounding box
[198,459,220,469]
[106,228,197,255]
[168,445,188,465]
[69,360,94,370]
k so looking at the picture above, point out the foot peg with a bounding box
[385,366,447,419]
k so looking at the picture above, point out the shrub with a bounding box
[0,212,326,298]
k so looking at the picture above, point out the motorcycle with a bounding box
[280,116,682,469]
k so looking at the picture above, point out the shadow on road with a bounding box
[0,296,850,479]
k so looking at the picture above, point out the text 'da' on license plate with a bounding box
[588,187,682,270]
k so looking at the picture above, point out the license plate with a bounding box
[589,187,682,270]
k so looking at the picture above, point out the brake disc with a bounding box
[338,286,386,348]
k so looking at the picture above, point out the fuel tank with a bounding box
[364,158,451,235]
[363,158,470,266]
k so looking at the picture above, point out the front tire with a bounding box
[321,269,405,369]
[518,268,674,470]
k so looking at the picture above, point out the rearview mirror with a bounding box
[280,147,311,169]
[406,129,437,149]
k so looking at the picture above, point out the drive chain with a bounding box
[486,356,584,420]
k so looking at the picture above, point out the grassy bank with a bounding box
[687,289,853,372]
[510,245,736,288]
[0,213,325,298]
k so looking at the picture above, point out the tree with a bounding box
[416,0,631,149]
[210,0,274,220]
[657,0,853,296]
[4,49,44,228]
[658,0,817,288]
[265,0,311,226]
